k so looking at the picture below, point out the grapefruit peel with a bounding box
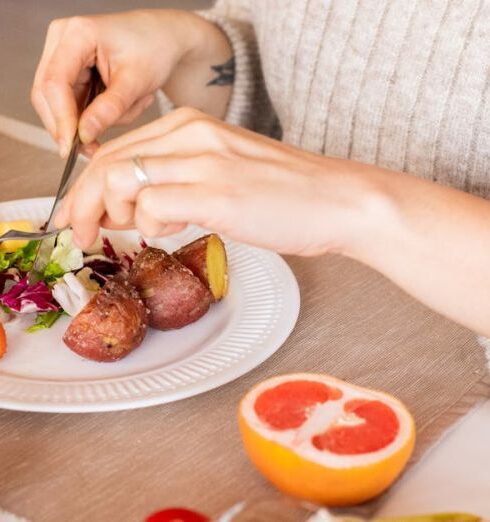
[239,373,416,506]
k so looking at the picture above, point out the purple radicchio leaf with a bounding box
[0,276,59,313]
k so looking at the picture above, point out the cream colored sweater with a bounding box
[196,0,490,198]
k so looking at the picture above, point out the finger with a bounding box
[103,156,204,226]
[79,141,100,159]
[57,153,201,238]
[43,80,81,158]
[40,29,96,156]
[78,68,142,144]
[101,122,228,165]
[73,70,93,113]
[114,93,155,126]
[54,191,74,229]
[135,184,213,237]
[31,19,67,142]
[95,112,252,168]
[134,203,165,238]
[100,213,135,230]
[66,166,106,249]
[159,223,188,236]
[93,106,204,159]
[71,213,102,250]
[133,220,188,239]
[103,181,135,228]
[30,91,57,139]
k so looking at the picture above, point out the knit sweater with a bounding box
[193,0,490,198]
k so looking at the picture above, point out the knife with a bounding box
[28,67,104,284]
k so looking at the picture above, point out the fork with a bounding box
[0,227,69,243]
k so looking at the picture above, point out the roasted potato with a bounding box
[129,247,212,330]
[63,277,149,362]
[173,234,228,302]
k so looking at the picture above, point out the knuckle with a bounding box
[80,161,106,190]
[173,106,202,120]
[138,189,155,215]
[66,15,92,33]
[30,85,42,107]
[196,151,222,172]
[188,118,211,134]
[40,75,60,93]
[104,91,130,119]
[47,18,64,34]
[105,166,121,192]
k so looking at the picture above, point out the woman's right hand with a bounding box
[31,10,232,157]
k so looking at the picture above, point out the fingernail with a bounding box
[79,142,99,161]
[79,117,101,144]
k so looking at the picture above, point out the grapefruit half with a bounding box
[239,373,415,506]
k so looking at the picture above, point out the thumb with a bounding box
[78,69,142,143]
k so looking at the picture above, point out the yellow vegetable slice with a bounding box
[0,220,35,252]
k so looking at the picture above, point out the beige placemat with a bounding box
[0,133,489,521]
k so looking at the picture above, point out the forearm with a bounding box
[162,11,234,119]
[347,167,490,336]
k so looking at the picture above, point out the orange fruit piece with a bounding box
[239,373,416,506]
[0,322,6,359]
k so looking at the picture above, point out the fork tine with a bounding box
[0,228,66,243]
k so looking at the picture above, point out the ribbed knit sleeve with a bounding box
[157,0,279,137]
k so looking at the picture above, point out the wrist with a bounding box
[173,11,233,68]
[321,160,402,263]
[161,11,233,118]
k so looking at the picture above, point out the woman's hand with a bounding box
[31,10,233,157]
[55,108,490,336]
[54,108,386,257]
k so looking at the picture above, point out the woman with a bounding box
[31,1,490,336]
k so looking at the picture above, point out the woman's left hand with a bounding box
[55,107,385,256]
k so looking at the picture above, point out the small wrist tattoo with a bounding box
[207,56,235,87]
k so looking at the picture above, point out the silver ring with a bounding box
[131,155,151,187]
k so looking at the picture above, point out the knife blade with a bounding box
[28,68,104,284]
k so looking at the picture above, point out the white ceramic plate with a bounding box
[0,198,300,413]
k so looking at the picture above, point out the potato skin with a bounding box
[63,277,149,362]
[129,247,212,330]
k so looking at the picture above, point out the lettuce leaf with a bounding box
[49,230,83,273]
[43,261,65,282]
[26,310,64,333]
[52,268,98,317]
[0,240,39,273]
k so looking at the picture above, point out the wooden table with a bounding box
[0,133,488,522]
